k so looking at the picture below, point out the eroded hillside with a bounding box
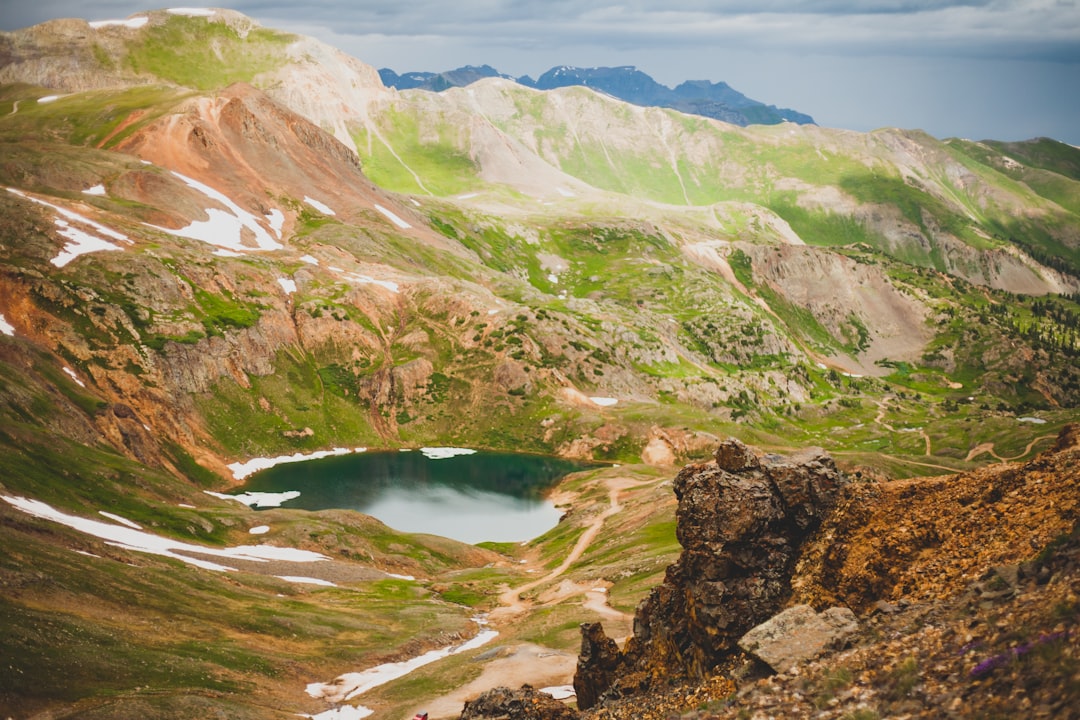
[0,7,1079,719]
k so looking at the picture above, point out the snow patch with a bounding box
[7,188,131,266]
[386,573,415,581]
[249,525,270,535]
[62,366,86,387]
[343,272,399,294]
[178,503,196,509]
[99,511,141,529]
[276,576,337,587]
[149,171,283,251]
[38,95,61,104]
[52,219,125,267]
[212,248,245,257]
[1018,416,1048,424]
[226,447,356,480]
[373,204,411,229]
[83,184,107,196]
[547,273,559,283]
[89,16,149,29]
[0,313,14,336]
[556,187,575,198]
[264,209,284,238]
[167,8,216,16]
[299,254,319,265]
[277,277,297,295]
[409,198,421,207]
[590,397,618,407]
[541,685,576,700]
[205,490,300,508]
[457,193,479,200]
[300,707,373,720]
[2,495,329,572]
[306,617,497,704]
[420,447,477,460]
[304,196,336,216]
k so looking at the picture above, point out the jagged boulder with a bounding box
[738,604,859,674]
[573,438,846,709]
[458,684,578,720]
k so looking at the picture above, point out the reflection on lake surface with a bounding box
[238,450,593,544]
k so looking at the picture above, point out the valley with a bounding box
[0,8,1078,719]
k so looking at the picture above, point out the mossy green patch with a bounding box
[123,15,293,91]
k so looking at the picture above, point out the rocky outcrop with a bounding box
[738,604,859,674]
[459,685,578,720]
[573,438,846,709]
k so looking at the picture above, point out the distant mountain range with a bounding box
[378,64,815,128]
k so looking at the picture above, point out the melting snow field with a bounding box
[167,7,216,16]
[7,188,132,267]
[0,313,14,336]
[62,367,86,387]
[149,172,283,251]
[304,196,336,216]
[419,447,477,460]
[276,576,337,587]
[590,397,619,407]
[205,490,301,508]
[89,17,149,29]
[83,184,107,196]
[342,271,399,294]
[249,525,270,535]
[98,511,140,529]
[306,617,498,710]
[1,495,329,572]
[373,204,411,229]
[278,277,297,295]
[541,685,576,700]
[226,447,364,480]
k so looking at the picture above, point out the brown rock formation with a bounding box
[459,685,578,720]
[573,438,846,709]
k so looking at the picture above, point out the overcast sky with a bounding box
[2,1,1079,144]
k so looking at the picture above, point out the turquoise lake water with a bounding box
[238,450,594,544]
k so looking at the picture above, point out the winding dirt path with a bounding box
[421,476,644,718]
[966,435,1057,463]
[490,477,632,622]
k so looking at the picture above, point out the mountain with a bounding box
[380,63,815,127]
[379,64,512,91]
[1,8,1079,719]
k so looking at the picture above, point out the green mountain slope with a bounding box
[1,8,1079,718]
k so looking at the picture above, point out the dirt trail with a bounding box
[490,477,633,622]
[966,435,1056,462]
[420,476,645,719]
[873,396,932,455]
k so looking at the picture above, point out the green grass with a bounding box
[353,108,482,196]
[123,15,293,92]
[0,86,191,148]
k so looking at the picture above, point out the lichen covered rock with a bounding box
[573,438,846,709]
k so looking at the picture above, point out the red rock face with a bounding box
[573,438,847,709]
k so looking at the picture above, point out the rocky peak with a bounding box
[573,438,847,709]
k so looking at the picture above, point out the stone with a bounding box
[458,685,578,720]
[738,605,859,674]
[573,438,847,709]
[573,623,623,710]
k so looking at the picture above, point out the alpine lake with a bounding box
[237,449,597,544]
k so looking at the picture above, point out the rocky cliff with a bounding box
[461,428,1079,720]
[573,438,847,708]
